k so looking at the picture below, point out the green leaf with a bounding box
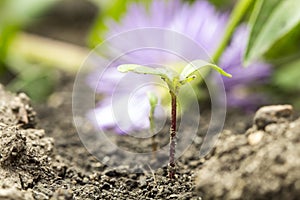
[118,61,231,95]
[180,60,232,80]
[0,25,18,70]
[212,0,254,63]
[245,0,280,62]
[244,0,300,64]
[88,0,128,47]
[118,64,179,93]
[264,23,300,61]
[118,64,178,81]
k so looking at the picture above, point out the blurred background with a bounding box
[0,0,299,112]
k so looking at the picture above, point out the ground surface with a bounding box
[0,77,300,200]
[1,0,300,199]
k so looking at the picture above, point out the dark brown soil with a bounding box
[0,77,299,200]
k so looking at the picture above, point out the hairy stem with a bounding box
[168,91,177,179]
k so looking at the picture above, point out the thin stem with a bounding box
[168,91,177,179]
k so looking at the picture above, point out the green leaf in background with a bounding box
[7,61,57,102]
[212,0,254,63]
[272,58,300,110]
[208,0,235,10]
[88,0,142,48]
[244,0,300,65]
[0,0,60,71]
[245,0,280,62]
[273,59,300,91]
[0,25,18,74]
[88,0,153,48]
[264,22,300,63]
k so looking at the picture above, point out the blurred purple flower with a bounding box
[88,0,271,133]
[218,25,271,110]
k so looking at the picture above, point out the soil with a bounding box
[195,105,300,200]
[0,75,300,200]
[1,0,299,199]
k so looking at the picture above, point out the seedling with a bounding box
[118,60,232,178]
[147,91,158,160]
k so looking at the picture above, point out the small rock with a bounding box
[194,137,202,145]
[32,190,48,200]
[169,194,178,198]
[189,160,200,168]
[254,105,293,130]
[82,177,89,184]
[248,131,264,145]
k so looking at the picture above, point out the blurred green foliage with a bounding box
[245,0,300,64]
[212,0,254,63]
[0,0,60,101]
[0,0,60,68]
[0,0,300,104]
[209,0,235,9]
[7,61,57,102]
[274,59,300,91]
[265,23,300,63]
[88,0,141,47]
[244,0,300,107]
[271,57,300,108]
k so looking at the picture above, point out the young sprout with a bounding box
[147,92,158,160]
[118,60,232,179]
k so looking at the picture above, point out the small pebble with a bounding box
[82,177,89,184]
[248,131,264,145]
[254,105,293,129]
